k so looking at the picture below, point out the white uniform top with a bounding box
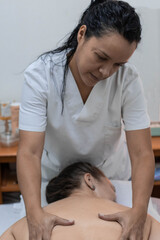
[19,50,150,183]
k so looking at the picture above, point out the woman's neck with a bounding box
[69,57,93,104]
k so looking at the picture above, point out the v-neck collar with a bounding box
[65,67,107,122]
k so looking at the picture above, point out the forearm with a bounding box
[131,151,155,211]
[17,149,42,214]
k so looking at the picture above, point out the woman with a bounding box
[1,162,159,240]
[17,0,155,239]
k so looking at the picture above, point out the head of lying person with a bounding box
[46,162,116,203]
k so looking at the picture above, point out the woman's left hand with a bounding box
[98,207,147,240]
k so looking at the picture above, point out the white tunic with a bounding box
[19,51,150,202]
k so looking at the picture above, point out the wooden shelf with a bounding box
[0,145,19,203]
[1,165,19,192]
[152,136,160,157]
[0,145,17,158]
[154,181,160,186]
[0,145,17,164]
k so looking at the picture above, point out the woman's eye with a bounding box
[115,63,123,67]
[96,54,106,61]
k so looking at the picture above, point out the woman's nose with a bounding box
[99,64,112,79]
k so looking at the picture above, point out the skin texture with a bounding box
[16,26,155,240]
[69,25,137,103]
[1,175,160,240]
[17,131,74,240]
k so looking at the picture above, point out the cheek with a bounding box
[77,51,99,73]
[77,60,94,76]
[76,52,88,74]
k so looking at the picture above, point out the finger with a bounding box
[36,232,43,240]
[129,236,136,240]
[54,216,75,226]
[129,229,143,240]
[119,228,142,240]
[119,230,141,240]
[119,232,129,240]
[118,228,130,240]
[98,213,120,222]
[43,231,52,240]
[134,232,143,240]
[129,234,140,240]
[29,231,40,240]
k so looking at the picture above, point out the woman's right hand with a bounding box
[27,208,74,240]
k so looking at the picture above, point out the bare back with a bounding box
[1,196,160,240]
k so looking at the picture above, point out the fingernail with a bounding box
[99,213,104,217]
[68,219,74,222]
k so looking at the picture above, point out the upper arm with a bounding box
[125,128,153,159]
[19,58,48,132]
[121,64,150,131]
[17,130,45,159]
[18,58,48,159]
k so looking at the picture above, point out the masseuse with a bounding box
[17,0,155,239]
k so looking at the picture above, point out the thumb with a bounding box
[54,216,75,226]
[98,213,120,222]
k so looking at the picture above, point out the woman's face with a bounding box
[95,176,116,202]
[72,26,137,87]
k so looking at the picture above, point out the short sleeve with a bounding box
[121,64,150,131]
[19,58,48,132]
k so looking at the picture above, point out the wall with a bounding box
[0,0,160,120]
[127,0,160,8]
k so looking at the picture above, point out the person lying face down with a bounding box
[1,162,160,240]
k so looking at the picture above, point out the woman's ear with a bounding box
[84,173,96,190]
[77,25,87,43]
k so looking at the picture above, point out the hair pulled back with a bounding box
[40,0,142,112]
[46,162,105,203]
[79,0,141,42]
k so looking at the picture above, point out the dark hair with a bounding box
[46,162,105,203]
[40,0,142,112]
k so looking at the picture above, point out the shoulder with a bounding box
[38,50,67,68]
[117,62,139,82]
[107,63,140,95]
[108,63,140,90]
[149,216,160,239]
[25,50,67,74]
[122,62,138,73]
[0,227,14,240]
[117,62,143,94]
[23,51,65,91]
[24,50,67,92]
[0,217,27,240]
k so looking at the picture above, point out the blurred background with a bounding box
[0,0,160,235]
[0,0,160,122]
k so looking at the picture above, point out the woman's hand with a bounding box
[98,207,147,240]
[27,208,74,240]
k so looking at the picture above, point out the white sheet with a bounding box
[111,180,160,223]
[0,196,25,235]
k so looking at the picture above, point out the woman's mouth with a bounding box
[90,73,99,82]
